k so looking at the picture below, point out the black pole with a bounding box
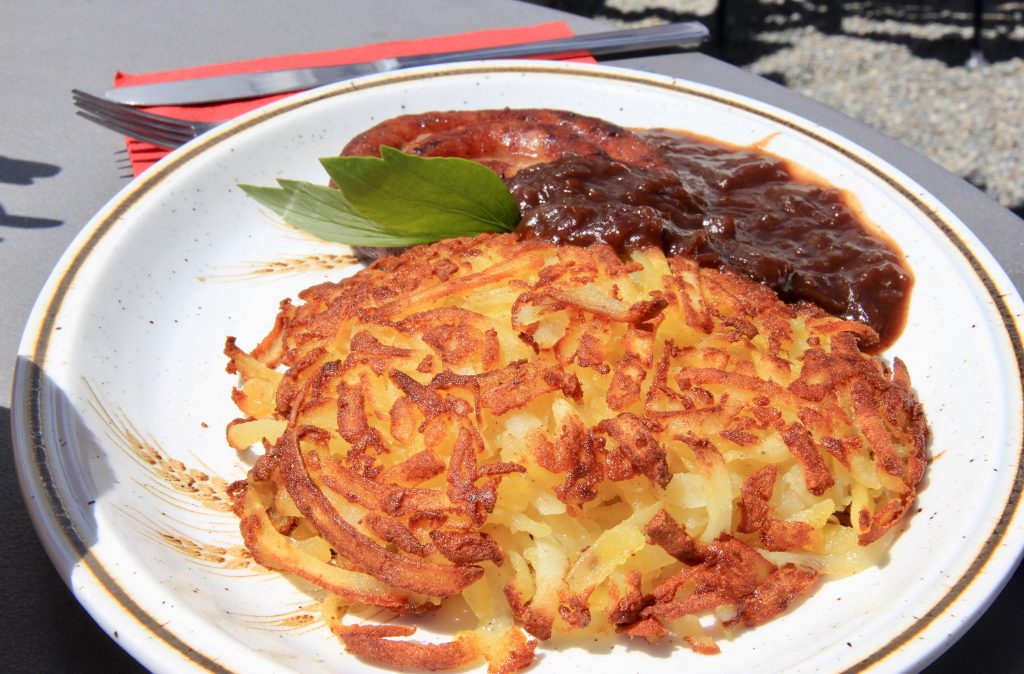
[972,0,984,57]
[716,0,728,49]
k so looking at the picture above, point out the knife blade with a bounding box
[105,22,708,106]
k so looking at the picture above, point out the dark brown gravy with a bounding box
[510,130,911,350]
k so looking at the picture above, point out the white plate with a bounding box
[13,61,1024,674]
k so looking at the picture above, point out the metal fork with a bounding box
[72,89,218,148]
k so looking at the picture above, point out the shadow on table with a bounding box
[0,155,64,232]
[0,156,60,186]
[0,204,63,230]
[0,404,146,674]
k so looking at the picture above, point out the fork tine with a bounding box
[74,110,193,149]
[71,95,195,138]
[75,107,196,147]
[71,89,217,148]
[72,90,208,133]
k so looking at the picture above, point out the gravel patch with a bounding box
[749,27,1024,209]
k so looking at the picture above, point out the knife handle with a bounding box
[395,21,709,69]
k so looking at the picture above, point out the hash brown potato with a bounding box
[225,233,927,672]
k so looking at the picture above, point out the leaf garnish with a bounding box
[239,180,439,247]
[240,148,520,247]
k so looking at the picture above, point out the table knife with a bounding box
[105,22,708,106]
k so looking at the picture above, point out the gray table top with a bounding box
[2,1,1021,672]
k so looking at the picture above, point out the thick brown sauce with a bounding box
[510,130,911,350]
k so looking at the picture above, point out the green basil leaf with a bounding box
[320,147,519,235]
[240,149,521,247]
[239,180,442,247]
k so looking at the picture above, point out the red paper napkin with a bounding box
[114,21,595,175]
